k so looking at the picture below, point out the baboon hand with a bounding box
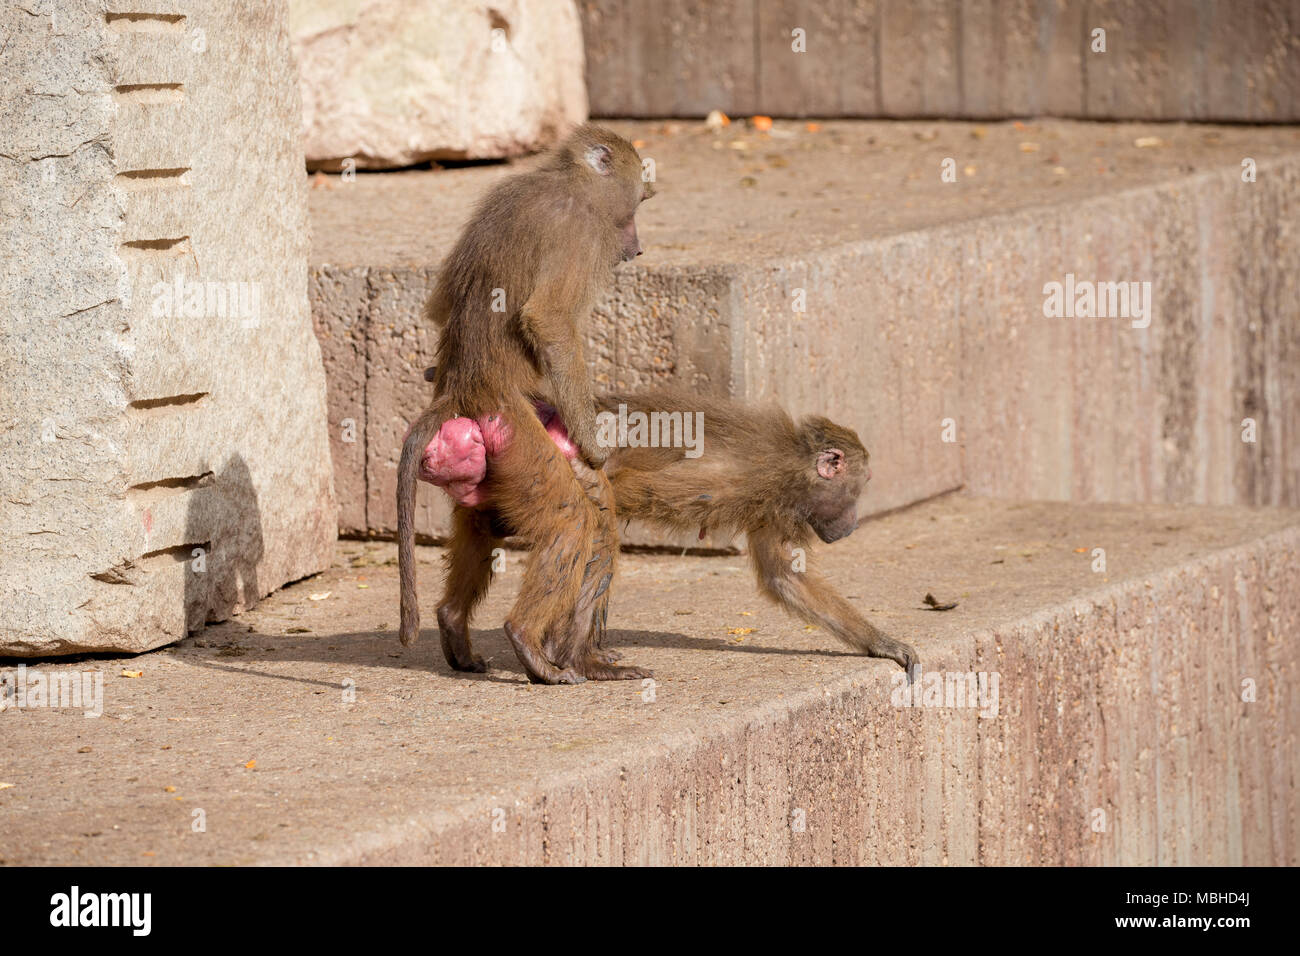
[537,402,606,469]
[870,634,920,683]
[577,435,608,470]
[571,410,609,469]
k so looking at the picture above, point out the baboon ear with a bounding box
[816,448,845,480]
[584,143,614,175]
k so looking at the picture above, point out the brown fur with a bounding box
[445,387,919,677]
[595,389,919,677]
[397,125,652,684]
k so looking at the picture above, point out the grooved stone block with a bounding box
[308,119,1300,543]
[0,0,336,657]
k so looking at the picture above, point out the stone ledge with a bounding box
[2,497,1295,864]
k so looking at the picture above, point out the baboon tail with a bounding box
[398,407,446,646]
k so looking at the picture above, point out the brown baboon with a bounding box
[397,124,653,685]
[596,390,918,679]
[418,384,919,679]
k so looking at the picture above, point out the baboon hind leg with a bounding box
[543,462,649,681]
[435,507,500,673]
[492,416,602,685]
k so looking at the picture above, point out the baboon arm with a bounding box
[747,526,878,646]
[518,284,603,468]
[747,527,918,676]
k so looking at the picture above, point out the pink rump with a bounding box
[419,417,488,507]
[418,407,575,508]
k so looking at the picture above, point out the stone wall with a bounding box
[581,0,1300,121]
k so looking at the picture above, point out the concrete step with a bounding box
[309,119,1300,544]
[2,496,1296,864]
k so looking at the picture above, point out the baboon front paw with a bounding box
[871,637,920,683]
[576,444,607,470]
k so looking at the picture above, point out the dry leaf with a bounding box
[0,783,15,790]
[1019,142,1040,153]
[309,591,331,601]
[750,115,773,131]
[163,786,176,793]
[1134,136,1164,148]
[121,669,143,678]
[922,593,959,611]
[705,109,730,131]
[728,627,756,635]
[244,759,257,770]
[804,122,822,133]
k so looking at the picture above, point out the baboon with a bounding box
[397,124,653,685]
[418,382,919,679]
[596,390,919,679]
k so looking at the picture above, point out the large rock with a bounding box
[0,0,336,657]
[290,0,588,169]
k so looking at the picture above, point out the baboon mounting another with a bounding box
[397,124,653,685]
